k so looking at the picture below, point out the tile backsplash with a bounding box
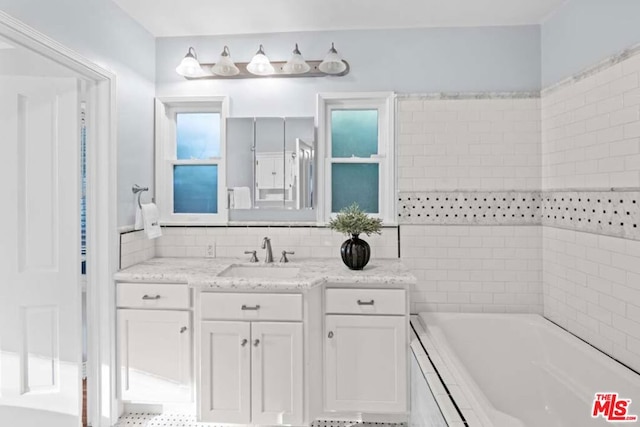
[120,230,156,269]
[153,226,399,261]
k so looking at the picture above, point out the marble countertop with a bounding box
[114,257,416,290]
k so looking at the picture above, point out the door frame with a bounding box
[0,10,118,427]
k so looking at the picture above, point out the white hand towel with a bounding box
[134,206,144,230]
[141,203,162,239]
[233,187,252,209]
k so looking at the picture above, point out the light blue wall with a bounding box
[542,0,640,87]
[0,0,156,226]
[156,26,541,117]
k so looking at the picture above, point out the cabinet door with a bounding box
[251,322,303,425]
[118,309,191,403]
[200,321,251,424]
[325,315,407,413]
[256,156,275,190]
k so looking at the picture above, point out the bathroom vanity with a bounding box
[114,257,415,426]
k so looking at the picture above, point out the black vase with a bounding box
[340,234,371,270]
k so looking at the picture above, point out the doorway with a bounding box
[0,11,117,427]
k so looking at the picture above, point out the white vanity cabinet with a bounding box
[117,283,193,403]
[198,292,304,425]
[324,288,408,414]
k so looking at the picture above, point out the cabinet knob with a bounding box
[180,326,187,334]
[328,331,334,339]
[357,299,375,306]
[142,294,161,300]
[242,304,261,311]
[253,339,260,347]
[241,339,248,347]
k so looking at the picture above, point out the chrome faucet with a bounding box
[261,237,273,263]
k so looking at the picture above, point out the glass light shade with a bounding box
[247,45,275,76]
[176,47,204,78]
[211,46,239,76]
[319,42,347,75]
[283,43,311,74]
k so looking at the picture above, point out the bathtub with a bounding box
[414,313,640,427]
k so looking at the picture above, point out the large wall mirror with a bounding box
[227,116,315,221]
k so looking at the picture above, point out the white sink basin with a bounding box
[218,265,301,279]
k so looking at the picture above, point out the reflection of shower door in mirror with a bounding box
[295,139,314,209]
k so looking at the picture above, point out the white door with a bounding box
[251,322,303,426]
[200,321,250,424]
[118,310,191,403]
[0,76,81,426]
[325,315,407,413]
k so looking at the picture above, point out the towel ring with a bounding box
[132,184,149,209]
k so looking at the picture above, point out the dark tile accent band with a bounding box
[398,190,640,241]
[398,191,541,226]
[541,191,640,240]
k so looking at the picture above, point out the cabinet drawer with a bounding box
[325,288,405,315]
[200,293,302,321]
[117,283,190,309]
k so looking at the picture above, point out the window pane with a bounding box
[176,113,221,159]
[331,110,378,158]
[331,163,379,213]
[173,165,218,214]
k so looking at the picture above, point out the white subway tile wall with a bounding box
[542,52,640,372]
[120,230,156,269]
[543,227,640,372]
[153,226,399,260]
[398,97,541,192]
[397,97,543,314]
[401,225,542,314]
[542,54,640,190]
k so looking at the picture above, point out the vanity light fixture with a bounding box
[318,42,347,75]
[247,44,275,76]
[283,43,311,75]
[211,46,240,76]
[176,43,350,79]
[175,47,205,78]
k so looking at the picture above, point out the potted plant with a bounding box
[328,203,383,270]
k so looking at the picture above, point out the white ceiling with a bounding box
[112,0,567,37]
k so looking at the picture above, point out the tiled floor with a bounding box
[115,413,407,427]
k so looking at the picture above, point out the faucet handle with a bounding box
[244,250,258,263]
[280,251,295,263]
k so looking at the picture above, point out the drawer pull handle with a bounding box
[253,339,260,347]
[142,294,161,300]
[241,339,248,347]
[180,326,187,334]
[241,304,261,311]
[357,299,375,306]
[328,331,334,339]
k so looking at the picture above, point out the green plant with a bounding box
[328,203,383,237]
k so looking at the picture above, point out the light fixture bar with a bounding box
[183,59,350,80]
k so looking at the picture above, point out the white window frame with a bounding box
[155,96,229,224]
[317,92,396,224]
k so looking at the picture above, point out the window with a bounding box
[318,93,395,223]
[156,97,229,224]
